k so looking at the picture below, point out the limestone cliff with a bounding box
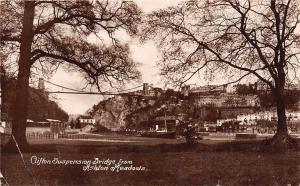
[88,88,202,131]
[89,95,158,131]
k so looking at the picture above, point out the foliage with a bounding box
[0,0,142,89]
[0,0,143,151]
[1,73,68,121]
[236,83,257,95]
[141,0,300,88]
[183,123,198,144]
[259,90,300,109]
[141,0,300,144]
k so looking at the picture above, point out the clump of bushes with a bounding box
[183,124,199,144]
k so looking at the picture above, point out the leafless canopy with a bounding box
[141,0,300,91]
[0,0,142,90]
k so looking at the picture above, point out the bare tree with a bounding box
[141,0,300,150]
[0,0,142,152]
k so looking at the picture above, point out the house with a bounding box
[219,107,255,119]
[78,115,95,128]
[217,119,236,126]
[237,111,300,122]
[190,93,260,108]
[154,115,183,132]
[203,121,218,132]
[142,83,163,97]
[190,85,227,94]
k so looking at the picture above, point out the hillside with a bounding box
[88,95,158,131]
[88,85,300,131]
[88,89,201,131]
[1,74,68,122]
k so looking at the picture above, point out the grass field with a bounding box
[1,134,300,186]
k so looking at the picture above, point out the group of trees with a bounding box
[1,0,142,151]
[259,89,300,109]
[1,71,68,122]
[69,118,81,129]
[236,83,258,95]
[141,0,300,150]
[1,0,300,151]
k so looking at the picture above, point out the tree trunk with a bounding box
[261,86,298,152]
[4,1,35,152]
[275,91,288,135]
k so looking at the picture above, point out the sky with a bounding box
[46,0,184,115]
[31,0,300,115]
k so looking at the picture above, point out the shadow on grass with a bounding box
[1,140,299,186]
[2,139,299,155]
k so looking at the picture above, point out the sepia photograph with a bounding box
[0,0,300,185]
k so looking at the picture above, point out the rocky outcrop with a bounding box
[88,89,195,131]
[89,94,162,131]
[90,96,136,130]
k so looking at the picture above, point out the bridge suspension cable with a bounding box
[43,80,144,95]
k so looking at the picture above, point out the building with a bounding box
[285,83,300,91]
[189,85,227,95]
[78,115,96,128]
[26,118,65,139]
[0,113,11,133]
[287,112,300,121]
[0,114,12,145]
[38,78,45,90]
[221,94,260,107]
[226,84,238,93]
[37,78,49,99]
[202,121,218,132]
[191,94,260,108]
[194,95,223,107]
[235,111,300,133]
[256,80,271,92]
[181,85,191,97]
[154,115,183,132]
[237,111,300,122]
[142,83,163,97]
[219,107,255,119]
[217,119,236,126]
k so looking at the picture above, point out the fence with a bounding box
[26,132,94,140]
[26,132,55,139]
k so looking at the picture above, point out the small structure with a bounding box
[203,121,218,132]
[47,119,65,139]
[0,113,12,134]
[26,119,51,139]
[155,115,182,132]
[0,118,11,145]
[26,118,65,139]
[26,119,50,132]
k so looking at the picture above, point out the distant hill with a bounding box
[1,74,68,122]
[88,89,195,131]
[88,85,300,131]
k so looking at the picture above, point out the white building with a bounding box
[78,115,96,126]
[237,111,300,122]
[217,119,236,126]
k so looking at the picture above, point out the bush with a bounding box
[183,125,198,144]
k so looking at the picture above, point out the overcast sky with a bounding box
[46,0,184,115]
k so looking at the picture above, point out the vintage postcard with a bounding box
[1,0,300,185]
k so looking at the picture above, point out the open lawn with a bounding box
[1,138,300,186]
